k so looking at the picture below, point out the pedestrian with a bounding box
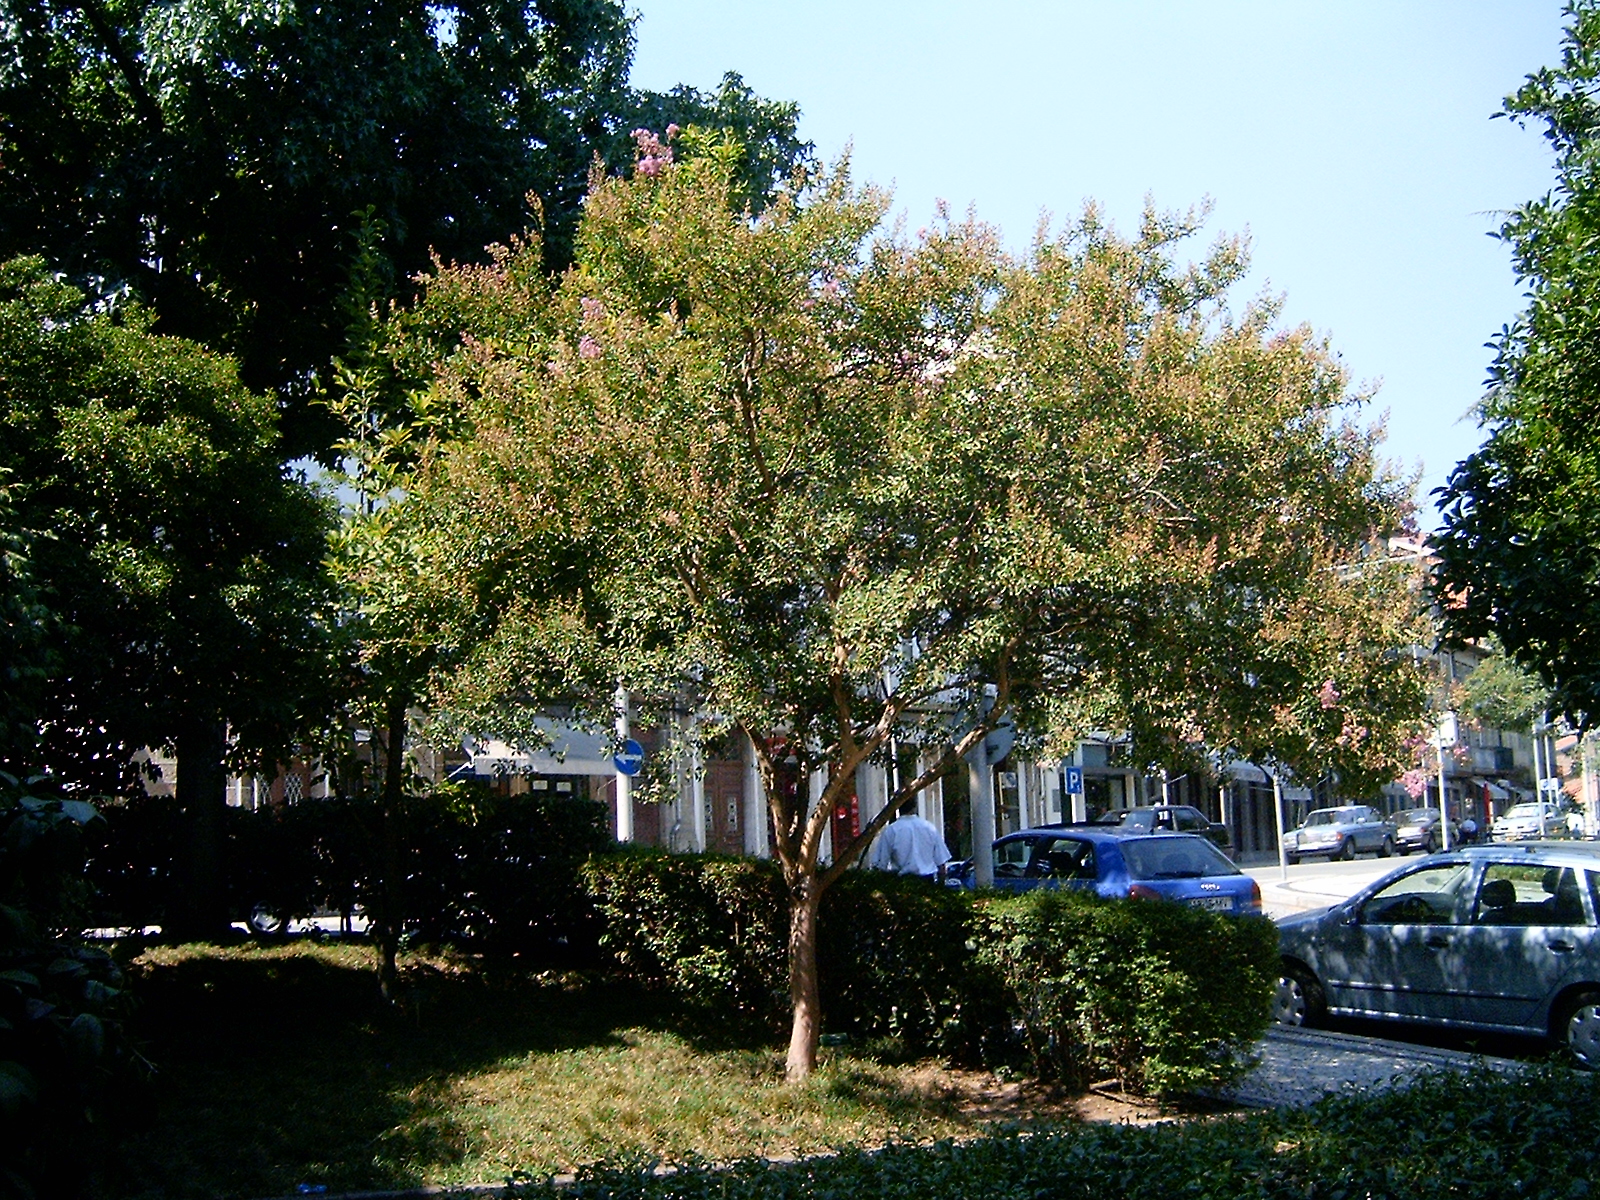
[870,800,952,881]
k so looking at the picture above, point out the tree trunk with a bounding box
[785,879,822,1082]
[377,695,407,1004]
[173,717,231,941]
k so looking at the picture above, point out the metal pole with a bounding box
[1534,714,1548,838]
[1272,769,1289,882]
[1436,729,1451,851]
[614,683,633,843]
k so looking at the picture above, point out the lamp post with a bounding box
[1435,711,1458,851]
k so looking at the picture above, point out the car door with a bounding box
[991,837,1035,893]
[1027,836,1099,892]
[1448,861,1598,1030]
[1317,860,1475,1020]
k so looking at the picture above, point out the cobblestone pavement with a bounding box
[1223,1025,1525,1109]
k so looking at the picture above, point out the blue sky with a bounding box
[629,1,1566,530]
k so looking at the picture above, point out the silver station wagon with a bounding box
[1274,843,1600,1066]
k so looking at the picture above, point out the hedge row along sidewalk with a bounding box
[491,1064,1598,1200]
[583,851,1279,1098]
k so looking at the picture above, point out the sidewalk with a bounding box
[1221,1025,1525,1108]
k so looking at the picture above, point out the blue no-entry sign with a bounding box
[613,738,645,777]
[1064,767,1084,796]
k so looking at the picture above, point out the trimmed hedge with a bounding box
[582,851,1000,1059]
[84,791,609,958]
[977,887,1278,1096]
[584,854,1275,1094]
[503,1066,1600,1200]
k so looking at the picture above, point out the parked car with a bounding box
[950,828,1261,914]
[1284,805,1396,864]
[1093,804,1234,855]
[1391,806,1457,855]
[1491,801,1575,842]
[1273,843,1600,1067]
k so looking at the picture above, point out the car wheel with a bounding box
[1557,990,1600,1069]
[1273,963,1325,1028]
[1286,854,1300,866]
[1423,833,1437,855]
[1378,836,1394,858]
[1336,838,1354,862]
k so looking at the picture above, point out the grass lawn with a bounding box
[94,939,1084,1200]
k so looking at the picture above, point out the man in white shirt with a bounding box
[870,801,953,880]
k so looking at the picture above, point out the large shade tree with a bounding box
[0,0,808,457]
[1434,0,1600,730]
[391,136,1425,1079]
[0,256,335,934]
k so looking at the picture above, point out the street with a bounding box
[1246,854,1401,918]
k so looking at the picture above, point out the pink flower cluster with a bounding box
[631,126,676,178]
[578,335,602,360]
[1401,768,1429,799]
[580,296,605,321]
[1317,679,1341,709]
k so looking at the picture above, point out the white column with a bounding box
[688,717,706,853]
[614,684,633,843]
[969,747,996,888]
[811,766,831,864]
[743,731,769,857]
[1016,762,1032,830]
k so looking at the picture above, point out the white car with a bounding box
[1492,802,1574,842]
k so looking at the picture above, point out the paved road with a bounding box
[1246,855,1406,918]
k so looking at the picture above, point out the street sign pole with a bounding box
[1064,766,1086,823]
[614,683,633,843]
[1436,712,1457,851]
[1272,769,1289,882]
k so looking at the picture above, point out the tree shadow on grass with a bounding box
[96,940,695,1200]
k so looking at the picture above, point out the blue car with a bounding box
[951,827,1262,915]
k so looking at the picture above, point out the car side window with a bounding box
[1476,863,1588,926]
[993,839,1032,878]
[1035,838,1095,880]
[1176,808,1207,832]
[1360,863,1472,925]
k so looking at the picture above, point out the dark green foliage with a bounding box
[400,790,610,957]
[85,791,609,957]
[0,0,811,456]
[1434,0,1600,728]
[503,1066,1600,1200]
[581,852,790,1028]
[0,256,337,796]
[977,889,1277,1097]
[1,772,142,1200]
[581,852,998,1063]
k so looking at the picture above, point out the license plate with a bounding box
[1190,896,1232,912]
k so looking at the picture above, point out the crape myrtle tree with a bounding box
[0,0,809,458]
[1435,0,1600,730]
[0,257,335,936]
[394,132,1424,1080]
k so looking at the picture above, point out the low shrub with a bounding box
[582,852,1000,1057]
[85,789,609,959]
[504,1065,1600,1200]
[976,887,1278,1096]
[1,773,143,1200]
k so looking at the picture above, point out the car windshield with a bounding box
[1095,809,1149,828]
[1397,809,1434,824]
[1503,804,1548,819]
[1304,810,1350,827]
[1120,837,1238,880]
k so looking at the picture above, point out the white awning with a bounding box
[463,719,619,777]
